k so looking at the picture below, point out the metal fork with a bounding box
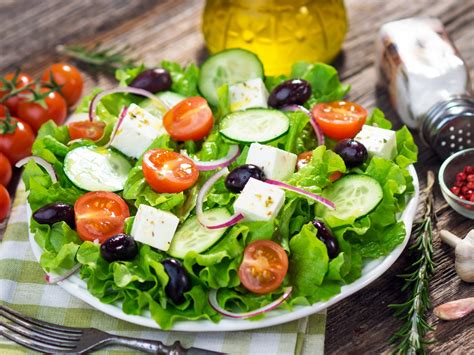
[0,305,223,354]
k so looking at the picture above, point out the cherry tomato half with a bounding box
[17,88,67,132]
[74,191,130,244]
[0,153,12,186]
[41,63,83,107]
[163,96,213,141]
[238,240,289,294]
[0,72,34,116]
[0,116,35,164]
[0,184,10,223]
[312,101,367,140]
[68,121,105,141]
[142,149,199,193]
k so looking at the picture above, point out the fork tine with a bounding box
[1,320,79,348]
[0,305,82,336]
[0,325,75,353]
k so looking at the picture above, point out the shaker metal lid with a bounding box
[421,95,474,159]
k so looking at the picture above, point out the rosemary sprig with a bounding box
[389,170,436,354]
[56,44,137,74]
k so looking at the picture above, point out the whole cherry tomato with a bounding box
[0,184,10,222]
[0,72,34,116]
[41,63,83,107]
[17,88,67,132]
[0,115,35,164]
[0,153,12,186]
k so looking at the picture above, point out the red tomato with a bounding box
[74,191,130,243]
[0,72,34,116]
[41,63,84,107]
[68,121,105,141]
[142,149,199,193]
[296,151,313,171]
[312,101,367,140]
[17,88,67,132]
[238,240,289,294]
[0,184,10,222]
[0,116,35,164]
[163,97,213,141]
[0,153,12,186]
[0,104,7,117]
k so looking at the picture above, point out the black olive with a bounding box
[225,164,266,193]
[100,234,138,262]
[162,259,192,305]
[313,219,340,259]
[129,68,172,93]
[268,79,312,108]
[334,139,368,168]
[33,202,75,228]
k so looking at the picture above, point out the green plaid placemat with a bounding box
[0,183,325,354]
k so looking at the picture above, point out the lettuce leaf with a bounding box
[161,61,200,97]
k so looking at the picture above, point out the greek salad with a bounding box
[21,48,418,329]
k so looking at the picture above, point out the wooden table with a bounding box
[1,0,473,353]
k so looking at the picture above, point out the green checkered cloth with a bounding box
[0,183,326,354]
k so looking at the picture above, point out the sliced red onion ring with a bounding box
[208,287,293,319]
[196,167,244,229]
[89,87,168,122]
[265,179,335,210]
[182,145,240,171]
[16,156,57,184]
[45,264,81,284]
[281,105,325,146]
[105,106,128,148]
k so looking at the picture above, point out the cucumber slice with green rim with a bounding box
[199,48,264,106]
[140,91,186,117]
[219,108,289,143]
[167,208,231,259]
[64,146,132,192]
[320,175,383,222]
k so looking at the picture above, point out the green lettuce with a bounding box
[161,61,200,97]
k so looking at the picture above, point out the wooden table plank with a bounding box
[1,0,472,353]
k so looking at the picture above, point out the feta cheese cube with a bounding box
[354,125,397,160]
[229,78,269,112]
[110,103,167,159]
[246,143,297,181]
[233,178,285,222]
[131,204,179,252]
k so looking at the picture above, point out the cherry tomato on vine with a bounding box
[0,72,34,116]
[0,184,10,222]
[74,191,130,243]
[0,115,35,164]
[41,63,84,106]
[142,149,199,193]
[312,101,367,140]
[17,88,67,132]
[0,153,12,186]
[238,240,289,294]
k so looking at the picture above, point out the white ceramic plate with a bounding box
[28,166,419,332]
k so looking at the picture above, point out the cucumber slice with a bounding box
[320,175,383,222]
[199,49,264,106]
[64,146,132,192]
[219,108,289,143]
[140,91,186,117]
[167,208,231,259]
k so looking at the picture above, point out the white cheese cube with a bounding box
[246,143,297,181]
[354,125,397,160]
[131,204,179,252]
[229,78,269,112]
[233,178,285,222]
[110,103,167,159]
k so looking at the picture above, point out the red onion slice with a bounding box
[196,167,244,229]
[281,105,325,146]
[265,179,335,210]
[16,156,58,184]
[182,145,240,171]
[89,87,168,122]
[105,106,128,148]
[208,287,293,319]
[45,264,81,284]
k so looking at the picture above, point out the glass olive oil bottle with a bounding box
[202,0,348,75]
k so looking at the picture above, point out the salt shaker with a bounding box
[376,17,473,159]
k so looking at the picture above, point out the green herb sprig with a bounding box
[56,44,137,74]
[389,170,436,354]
